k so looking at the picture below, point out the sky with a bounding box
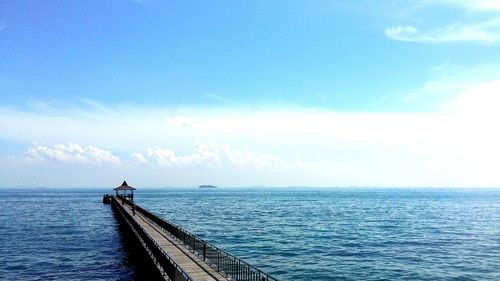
[1,0,500,187]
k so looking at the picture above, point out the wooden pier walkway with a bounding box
[111,195,278,281]
[112,196,229,281]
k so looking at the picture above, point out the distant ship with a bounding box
[199,185,217,189]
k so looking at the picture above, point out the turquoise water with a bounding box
[1,188,500,280]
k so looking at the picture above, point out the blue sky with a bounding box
[1,1,500,187]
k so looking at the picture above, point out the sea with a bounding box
[1,188,499,280]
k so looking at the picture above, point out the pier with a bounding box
[110,196,278,281]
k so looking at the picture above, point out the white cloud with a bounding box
[165,116,195,128]
[146,145,221,167]
[218,145,288,170]
[0,102,199,152]
[386,22,500,43]
[385,1,500,43]
[142,143,299,171]
[1,73,500,187]
[399,64,500,109]
[25,143,121,165]
[446,80,500,115]
[131,152,148,163]
[386,25,418,40]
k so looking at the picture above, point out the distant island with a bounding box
[199,185,217,189]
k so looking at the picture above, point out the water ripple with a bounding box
[140,188,500,281]
[0,189,134,281]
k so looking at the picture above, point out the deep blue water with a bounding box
[1,188,500,280]
[0,189,134,281]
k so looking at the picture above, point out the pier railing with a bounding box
[125,199,279,281]
[113,197,194,281]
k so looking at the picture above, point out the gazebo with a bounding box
[114,181,136,201]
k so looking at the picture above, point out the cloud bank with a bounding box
[141,144,300,170]
[1,73,500,187]
[25,143,121,165]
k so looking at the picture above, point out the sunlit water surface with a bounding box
[1,188,499,280]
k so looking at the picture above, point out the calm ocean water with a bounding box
[0,189,134,281]
[1,188,499,280]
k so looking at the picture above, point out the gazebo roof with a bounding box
[114,181,136,191]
